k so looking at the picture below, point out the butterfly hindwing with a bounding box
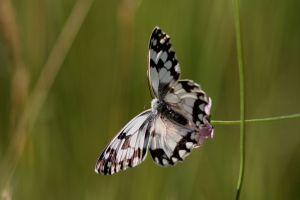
[148,27,181,98]
[149,115,198,166]
[164,80,213,127]
[95,110,153,175]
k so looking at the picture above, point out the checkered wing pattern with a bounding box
[95,27,213,175]
[149,80,213,166]
[148,27,181,99]
[95,110,153,175]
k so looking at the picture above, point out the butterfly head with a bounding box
[151,98,161,114]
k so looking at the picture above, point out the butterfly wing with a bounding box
[148,27,181,99]
[95,110,153,175]
[149,115,200,166]
[148,28,213,166]
[164,80,213,129]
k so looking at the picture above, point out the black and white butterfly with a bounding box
[95,27,214,175]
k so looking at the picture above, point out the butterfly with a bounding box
[95,27,214,175]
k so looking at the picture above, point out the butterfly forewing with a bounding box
[148,27,181,99]
[95,110,153,175]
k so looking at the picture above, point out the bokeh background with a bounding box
[0,0,300,199]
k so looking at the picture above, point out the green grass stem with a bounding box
[232,0,246,199]
[211,113,300,125]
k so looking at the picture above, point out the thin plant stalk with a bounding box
[211,113,300,125]
[0,0,95,192]
[232,0,246,199]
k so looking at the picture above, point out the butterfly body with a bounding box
[95,27,213,175]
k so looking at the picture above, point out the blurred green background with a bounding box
[0,0,300,199]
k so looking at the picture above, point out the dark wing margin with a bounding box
[95,110,153,175]
[148,27,181,99]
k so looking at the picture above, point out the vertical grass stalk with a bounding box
[0,0,95,192]
[232,0,246,199]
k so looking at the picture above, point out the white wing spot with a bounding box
[160,51,168,62]
[186,142,193,149]
[159,68,167,78]
[152,39,157,46]
[175,64,180,73]
[155,51,162,63]
[165,60,172,69]
[162,158,169,165]
[116,164,121,172]
[184,98,195,106]
[150,49,157,62]
[172,157,178,163]
[179,150,186,158]
[160,71,173,83]
[133,157,139,166]
[104,152,110,159]
[198,113,204,120]
[205,98,212,115]
[199,103,205,111]
[111,165,115,173]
